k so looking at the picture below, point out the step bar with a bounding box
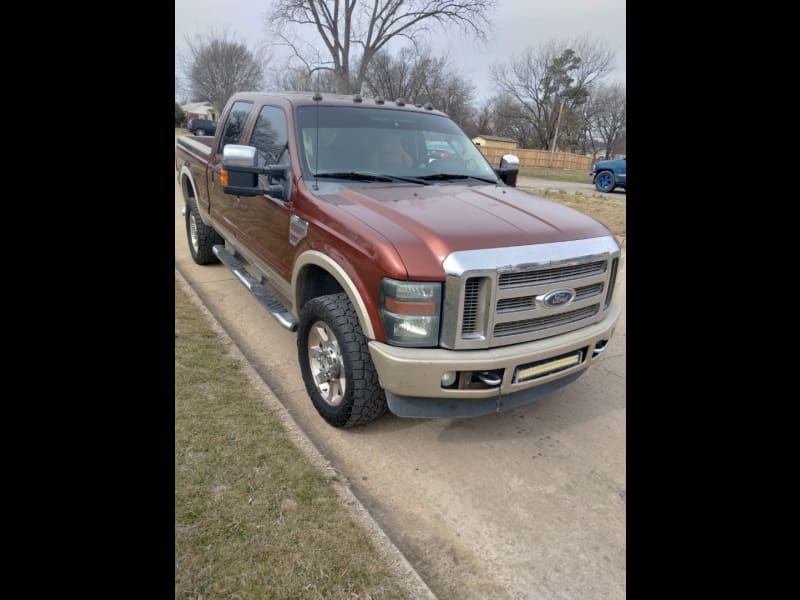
[212,245,298,332]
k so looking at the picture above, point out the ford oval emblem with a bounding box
[542,289,575,307]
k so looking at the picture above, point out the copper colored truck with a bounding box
[175,92,621,428]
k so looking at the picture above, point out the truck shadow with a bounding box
[348,365,625,443]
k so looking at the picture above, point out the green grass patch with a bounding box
[518,166,592,184]
[175,281,407,599]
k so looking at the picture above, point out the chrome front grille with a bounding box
[462,278,481,335]
[497,282,604,313]
[494,305,600,337]
[440,236,621,350]
[498,261,606,288]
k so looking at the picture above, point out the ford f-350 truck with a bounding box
[175,92,621,428]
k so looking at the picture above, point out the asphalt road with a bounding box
[174,177,626,599]
[517,175,626,200]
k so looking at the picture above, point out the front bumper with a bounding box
[368,304,620,418]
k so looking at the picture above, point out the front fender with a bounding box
[292,249,379,339]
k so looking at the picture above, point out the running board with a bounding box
[212,245,298,332]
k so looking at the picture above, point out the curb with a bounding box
[176,267,438,600]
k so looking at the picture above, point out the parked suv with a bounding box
[590,158,626,193]
[187,118,218,136]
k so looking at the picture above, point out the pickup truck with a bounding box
[590,157,626,193]
[175,91,621,428]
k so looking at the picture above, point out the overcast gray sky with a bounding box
[175,0,625,102]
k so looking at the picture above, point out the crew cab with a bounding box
[175,92,621,428]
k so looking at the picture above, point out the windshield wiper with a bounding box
[314,171,394,182]
[417,173,498,184]
[313,171,429,185]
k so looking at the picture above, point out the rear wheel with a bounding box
[595,170,615,193]
[185,198,222,264]
[298,293,388,427]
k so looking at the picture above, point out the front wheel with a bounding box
[298,293,387,428]
[595,170,615,193]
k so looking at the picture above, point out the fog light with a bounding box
[441,371,457,387]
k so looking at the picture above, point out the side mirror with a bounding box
[222,144,288,199]
[496,154,520,187]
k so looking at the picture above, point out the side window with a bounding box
[250,106,289,167]
[219,101,253,154]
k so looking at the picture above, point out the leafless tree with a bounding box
[182,29,270,111]
[469,98,495,139]
[490,36,615,150]
[362,47,475,129]
[490,94,536,148]
[271,61,339,92]
[267,0,497,94]
[590,83,626,159]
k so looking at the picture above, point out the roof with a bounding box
[225,91,448,116]
[473,135,518,143]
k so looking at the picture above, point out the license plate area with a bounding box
[514,348,587,383]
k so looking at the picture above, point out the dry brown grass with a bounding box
[175,281,407,599]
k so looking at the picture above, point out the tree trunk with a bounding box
[354,48,376,95]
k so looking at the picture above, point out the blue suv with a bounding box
[590,158,626,193]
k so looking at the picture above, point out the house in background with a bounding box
[472,135,519,150]
[181,101,218,122]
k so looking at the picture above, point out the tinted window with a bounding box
[250,106,289,166]
[219,101,253,153]
[295,106,497,180]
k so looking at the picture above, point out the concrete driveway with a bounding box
[517,175,626,200]
[174,177,626,599]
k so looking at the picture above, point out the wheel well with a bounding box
[297,265,345,310]
[181,173,195,202]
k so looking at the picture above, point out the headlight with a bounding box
[380,278,442,347]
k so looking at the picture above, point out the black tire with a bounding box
[595,170,615,193]
[185,197,222,265]
[298,293,388,428]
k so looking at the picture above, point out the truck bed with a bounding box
[176,135,213,161]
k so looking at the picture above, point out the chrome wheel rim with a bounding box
[189,213,199,252]
[307,321,346,406]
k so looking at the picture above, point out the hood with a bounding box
[594,158,625,169]
[317,182,612,280]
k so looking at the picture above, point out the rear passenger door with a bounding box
[208,100,254,240]
[239,105,294,280]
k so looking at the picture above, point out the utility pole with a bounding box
[549,98,565,167]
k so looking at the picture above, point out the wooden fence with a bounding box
[477,146,593,172]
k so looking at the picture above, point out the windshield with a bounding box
[295,105,498,183]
